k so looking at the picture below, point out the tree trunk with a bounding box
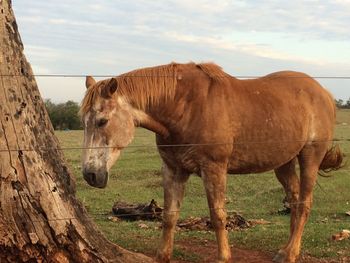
[0,1,153,262]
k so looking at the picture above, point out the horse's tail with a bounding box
[319,144,344,176]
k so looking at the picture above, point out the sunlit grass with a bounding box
[55,110,350,262]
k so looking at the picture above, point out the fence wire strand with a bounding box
[17,206,350,224]
[1,74,350,79]
[1,67,350,237]
[9,148,349,224]
[1,138,350,153]
[0,72,348,224]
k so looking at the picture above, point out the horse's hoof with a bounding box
[273,250,295,263]
[155,252,170,263]
[273,252,285,263]
[215,255,232,263]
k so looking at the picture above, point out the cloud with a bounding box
[88,4,104,11]
[25,45,60,59]
[16,15,42,23]
[15,0,350,39]
[48,19,68,25]
[11,0,350,102]
[176,0,350,41]
[14,1,350,65]
[170,0,231,13]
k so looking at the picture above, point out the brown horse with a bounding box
[80,62,342,263]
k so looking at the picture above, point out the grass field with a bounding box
[56,110,350,262]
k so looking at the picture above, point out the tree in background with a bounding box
[335,98,350,109]
[335,99,344,109]
[45,100,82,130]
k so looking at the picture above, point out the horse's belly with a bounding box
[227,141,304,174]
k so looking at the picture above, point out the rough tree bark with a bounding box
[0,1,153,262]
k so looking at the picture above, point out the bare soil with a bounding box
[170,239,345,263]
[112,203,348,262]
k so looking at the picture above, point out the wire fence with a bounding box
[16,201,350,224]
[22,215,350,225]
[6,138,349,224]
[4,153,350,225]
[1,138,350,152]
[1,73,349,227]
[15,181,350,223]
[1,74,350,79]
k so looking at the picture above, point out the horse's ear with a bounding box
[102,78,118,98]
[86,76,96,89]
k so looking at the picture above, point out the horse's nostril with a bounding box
[90,173,96,184]
[91,173,96,184]
[85,172,96,185]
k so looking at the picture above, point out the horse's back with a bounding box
[157,67,336,175]
[227,71,336,174]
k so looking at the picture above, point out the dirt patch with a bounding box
[111,201,347,262]
[173,240,273,263]
[171,239,344,263]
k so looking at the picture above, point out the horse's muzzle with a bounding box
[83,169,108,188]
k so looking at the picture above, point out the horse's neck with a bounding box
[131,80,196,138]
[130,100,171,138]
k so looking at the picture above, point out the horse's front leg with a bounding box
[156,163,189,263]
[201,163,231,263]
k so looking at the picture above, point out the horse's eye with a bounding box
[97,118,108,128]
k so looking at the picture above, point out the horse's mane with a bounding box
[116,63,178,110]
[196,62,228,82]
[80,62,228,115]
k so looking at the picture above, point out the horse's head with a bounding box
[80,76,135,188]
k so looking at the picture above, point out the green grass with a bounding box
[55,110,350,262]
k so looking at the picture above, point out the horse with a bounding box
[79,62,343,263]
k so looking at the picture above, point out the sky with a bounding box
[12,0,350,102]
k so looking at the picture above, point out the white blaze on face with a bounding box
[82,111,108,171]
[82,94,138,188]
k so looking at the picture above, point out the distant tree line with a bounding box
[44,98,349,130]
[45,100,82,130]
[335,99,350,109]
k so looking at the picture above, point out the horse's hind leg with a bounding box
[201,163,231,263]
[274,143,327,263]
[274,158,299,238]
[156,163,189,263]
